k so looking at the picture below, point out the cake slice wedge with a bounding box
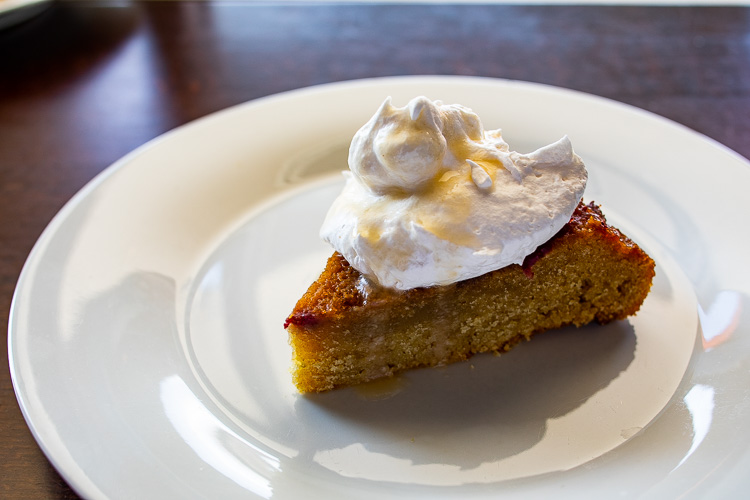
[284,201,655,393]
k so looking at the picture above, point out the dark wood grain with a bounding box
[1,2,748,498]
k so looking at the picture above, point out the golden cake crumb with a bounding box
[285,201,655,393]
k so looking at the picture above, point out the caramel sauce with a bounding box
[353,376,406,400]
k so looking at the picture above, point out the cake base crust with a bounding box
[284,202,655,393]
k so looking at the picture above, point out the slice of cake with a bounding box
[285,201,654,393]
[283,96,654,393]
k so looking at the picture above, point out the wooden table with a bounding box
[1,1,748,498]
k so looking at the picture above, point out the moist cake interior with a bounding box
[284,201,655,393]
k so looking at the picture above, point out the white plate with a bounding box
[9,76,750,499]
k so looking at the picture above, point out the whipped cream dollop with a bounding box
[320,96,587,290]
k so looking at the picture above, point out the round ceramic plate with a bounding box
[9,76,750,499]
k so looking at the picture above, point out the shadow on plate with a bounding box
[295,321,636,468]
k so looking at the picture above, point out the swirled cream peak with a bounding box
[321,96,587,290]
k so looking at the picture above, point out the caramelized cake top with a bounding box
[285,201,652,329]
